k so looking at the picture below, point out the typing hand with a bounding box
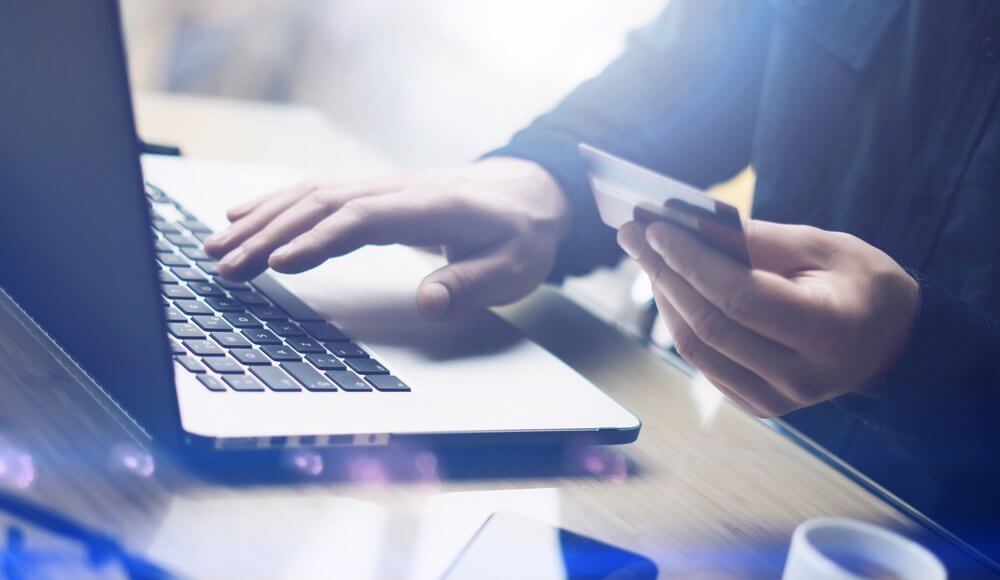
[618,218,919,418]
[203,157,569,321]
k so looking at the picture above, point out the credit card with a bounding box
[580,143,750,265]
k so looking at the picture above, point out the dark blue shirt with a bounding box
[491,0,1000,558]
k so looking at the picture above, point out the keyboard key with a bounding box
[366,375,411,392]
[189,282,225,297]
[168,338,185,354]
[180,246,212,261]
[223,375,266,392]
[179,218,212,233]
[158,270,179,284]
[161,285,196,300]
[223,313,262,328]
[250,366,302,392]
[176,300,213,316]
[199,262,220,276]
[301,322,348,342]
[214,277,250,291]
[192,316,231,332]
[154,239,172,252]
[171,267,207,283]
[204,357,244,374]
[164,232,198,247]
[207,297,244,312]
[174,355,205,373]
[184,339,225,357]
[325,342,369,358]
[193,231,213,243]
[232,349,271,365]
[242,329,282,345]
[248,305,287,321]
[198,375,228,392]
[231,290,269,306]
[211,332,252,349]
[286,337,324,353]
[325,370,372,392]
[345,358,389,375]
[152,221,180,234]
[164,307,186,322]
[305,353,346,370]
[261,345,301,362]
[282,362,337,391]
[168,323,204,339]
[269,321,306,337]
[156,252,189,267]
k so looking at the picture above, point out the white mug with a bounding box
[783,518,946,580]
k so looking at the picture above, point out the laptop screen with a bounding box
[0,1,179,443]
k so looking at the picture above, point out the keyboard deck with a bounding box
[147,185,410,394]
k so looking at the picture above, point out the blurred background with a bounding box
[121,0,666,168]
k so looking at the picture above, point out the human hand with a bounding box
[203,157,570,321]
[618,218,919,417]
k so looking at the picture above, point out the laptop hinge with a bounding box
[352,433,390,446]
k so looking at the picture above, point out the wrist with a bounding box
[479,156,572,243]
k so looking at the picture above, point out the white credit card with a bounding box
[579,143,750,265]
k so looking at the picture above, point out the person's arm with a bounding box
[488,0,773,280]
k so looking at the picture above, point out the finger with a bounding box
[744,220,832,274]
[216,183,398,281]
[416,244,539,321]
[225,181,310,223]
[653,291,793,417]
[617,221,648,259]
[653,292,762,415]
[268,191,506,274]
[204,184,316,259]
[645,220,827,348]
[643,252,807,404]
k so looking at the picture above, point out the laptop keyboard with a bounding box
[147,185,410,394]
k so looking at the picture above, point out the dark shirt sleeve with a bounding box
[484,0,773,281]
[839,272,1000,466]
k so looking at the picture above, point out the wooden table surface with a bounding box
[0,93,985,578]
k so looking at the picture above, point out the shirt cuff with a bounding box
[483,128,622,282]
[835,271,998,449]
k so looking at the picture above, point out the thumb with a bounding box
[745,219,829,274]
[416,249,537,321]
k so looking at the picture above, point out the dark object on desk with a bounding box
[138,139,182,157]
[443,512,657,580]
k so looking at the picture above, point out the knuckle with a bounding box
[650,262,672,292]
[240,236,268,256]
[671,329,702,366]
[445,267,476,297]
[689,307,729,346]
[312,188,344,212]
[338,199,373,224]
[718,285,756,321]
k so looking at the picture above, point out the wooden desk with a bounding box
[0,93,983,578]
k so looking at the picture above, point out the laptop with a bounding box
[0,0,640,453]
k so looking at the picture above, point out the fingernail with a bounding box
[645,228,665,253]
[220,247,244,267]
[205,232,228,247]
[270,244,293,262]
[420,283,451,320]
[617,232,639,258]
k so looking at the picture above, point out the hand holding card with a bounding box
[580,143,750,265]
